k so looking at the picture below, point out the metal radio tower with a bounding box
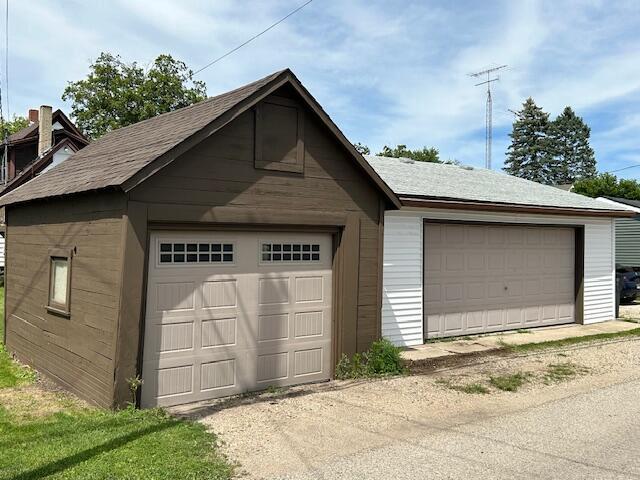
[469,65,507,170]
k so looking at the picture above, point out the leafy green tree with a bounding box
[504,98,554,183]
[573,173,640,200]
[378,144,441,163]
[550,106,596,183]
[0,115,29,139]
[353,142,370,155]
[62,53,207,138]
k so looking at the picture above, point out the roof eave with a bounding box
[399,195,635,218]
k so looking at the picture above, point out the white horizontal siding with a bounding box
[381,208,616,346]
[381,215,423,346]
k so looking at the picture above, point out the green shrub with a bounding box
[335,339,405,379]
[365,338,404,375]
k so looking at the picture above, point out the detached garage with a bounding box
[365,156,632,345]
[1,69,399,408]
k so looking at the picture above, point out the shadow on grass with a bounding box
[9,420,175,480]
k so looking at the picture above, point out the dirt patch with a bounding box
[183,338,640,479]
[619,303,640,320]
[0,377,89,421]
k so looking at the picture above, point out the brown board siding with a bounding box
[126,96,384,391]
[5,191,126,407]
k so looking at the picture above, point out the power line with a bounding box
[4,0,7,120]
[606,164,640,174]
[192,0,314,76]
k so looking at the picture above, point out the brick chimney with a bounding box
[28,109,39,124]
[37,105,53,157]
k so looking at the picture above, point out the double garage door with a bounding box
[141,231,332,408]
[424,222,576,339]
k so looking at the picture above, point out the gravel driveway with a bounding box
[174,338,640,479]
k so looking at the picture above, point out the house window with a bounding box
[47,251,72,315]
[255,96,304,173]
[159,242,234,264]
[261,243,320,263]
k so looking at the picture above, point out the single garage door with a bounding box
[141,231,332,407]
[424,222,575,339]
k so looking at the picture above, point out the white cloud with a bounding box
[5,0,640,175]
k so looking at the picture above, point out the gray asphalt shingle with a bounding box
[365,155,624,212]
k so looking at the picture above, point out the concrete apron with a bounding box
[401,320,639,362]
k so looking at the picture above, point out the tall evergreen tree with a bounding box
[550,106,596,183]
[504,98,553,184]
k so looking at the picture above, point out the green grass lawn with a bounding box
[0,287,234,480]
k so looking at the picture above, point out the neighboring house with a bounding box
[0,106,89,269]
[596,196,640,268]
[364,156,632,346]
[0,69,399,408]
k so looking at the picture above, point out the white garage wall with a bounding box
[382,208,616,346]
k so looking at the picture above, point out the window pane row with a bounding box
[261,243,320,262]
[159,243,233,264]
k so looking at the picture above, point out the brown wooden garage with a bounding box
[1,69,399,408]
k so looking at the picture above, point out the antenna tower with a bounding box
[469,65,507,169]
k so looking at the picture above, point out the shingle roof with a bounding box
[0,70,287,206]
[364,155,628,212]
[601,196,640,209]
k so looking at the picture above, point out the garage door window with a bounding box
[261,243,320,262]
[159,242,234,264]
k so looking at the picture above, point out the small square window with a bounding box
[223,253,233,262]
[187,254,198,262]
[273,244,282,252]
[212,244,222,252]
[262,253,271,261]
[311,244,320,252]
[223,244,233,252]
[302,253,311,261]
[311,253,320,261]
[160,254,172,263]
[160,243,172,252]
[174,254,185,262]
[283,253,292,261]
[212,253,222,262]
[187,243,198,252]
[173,243,185,252]
[273,253,282,261]
[293,244,301,251]
[48,253,71,315]
[199,243,210,252]
[283,244,292,252]
[262,244,271,252]
[199,253,210,262]
[293,253,301,261]
[302,244,311,252]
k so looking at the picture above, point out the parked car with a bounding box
[616,267,640,304]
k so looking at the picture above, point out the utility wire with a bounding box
[606,164,640,174]
[4,0,7,121]
[192,0,313,76]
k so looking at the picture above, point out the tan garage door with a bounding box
[141,231,332,408]
[424,223,575,339]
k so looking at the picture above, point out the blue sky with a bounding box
[8,0,640,177]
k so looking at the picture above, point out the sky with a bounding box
[6,0,640,178]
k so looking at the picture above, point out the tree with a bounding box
[573,173,640,200]
[504,98,554,184]
[550,106,596,183]
[353,142,370,155]
[62,53,207,138]
[378,144,441,163]
[0,115,29,139]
